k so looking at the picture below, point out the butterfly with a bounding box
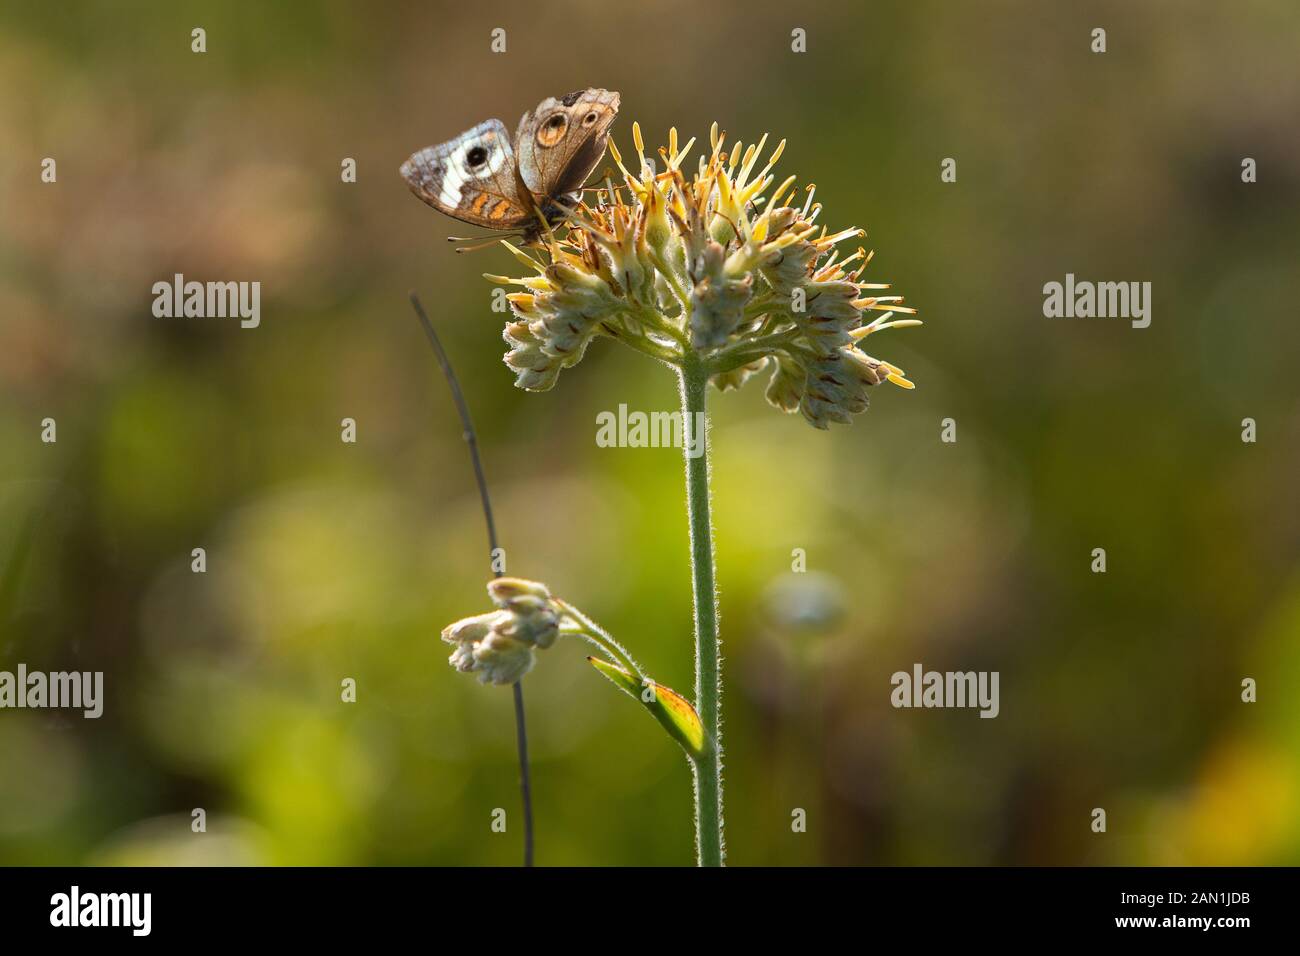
[400,88,621,248]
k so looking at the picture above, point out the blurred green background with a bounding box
[2,0,1298,866]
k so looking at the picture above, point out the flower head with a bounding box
[441,577,560,684]
[489,122,920,427]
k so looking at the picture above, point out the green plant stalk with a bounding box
[680,351,724,866]
[555,599,645,680]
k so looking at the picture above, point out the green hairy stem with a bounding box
[680,352,724,866]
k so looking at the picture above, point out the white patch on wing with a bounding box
[438,164,464,208]
[438,137,509,209]
[482,142,508,176]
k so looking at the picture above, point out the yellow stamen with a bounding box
[768,174,797,208]
[748,138,786,190]
[800,185,817,218]
[501,240,547,273]
[671,136,696,170]
[823,227,865,248]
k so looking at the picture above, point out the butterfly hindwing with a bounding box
[515,88,621,199]
[400,119,533,229]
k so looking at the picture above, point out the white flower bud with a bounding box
[440,579,567,684]
[764,354,805,412]
[442,610,534,684]
[487,577,553,605]
[468,630,536,685]
[688,240,753,349]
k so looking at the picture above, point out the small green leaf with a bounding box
[587,655,640,695]
[587,657,709,760]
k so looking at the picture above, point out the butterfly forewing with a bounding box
[400,119,533,229]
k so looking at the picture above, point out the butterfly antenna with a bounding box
[450,233,524,254]
[453,239,500,254]
[579,181,633,196]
